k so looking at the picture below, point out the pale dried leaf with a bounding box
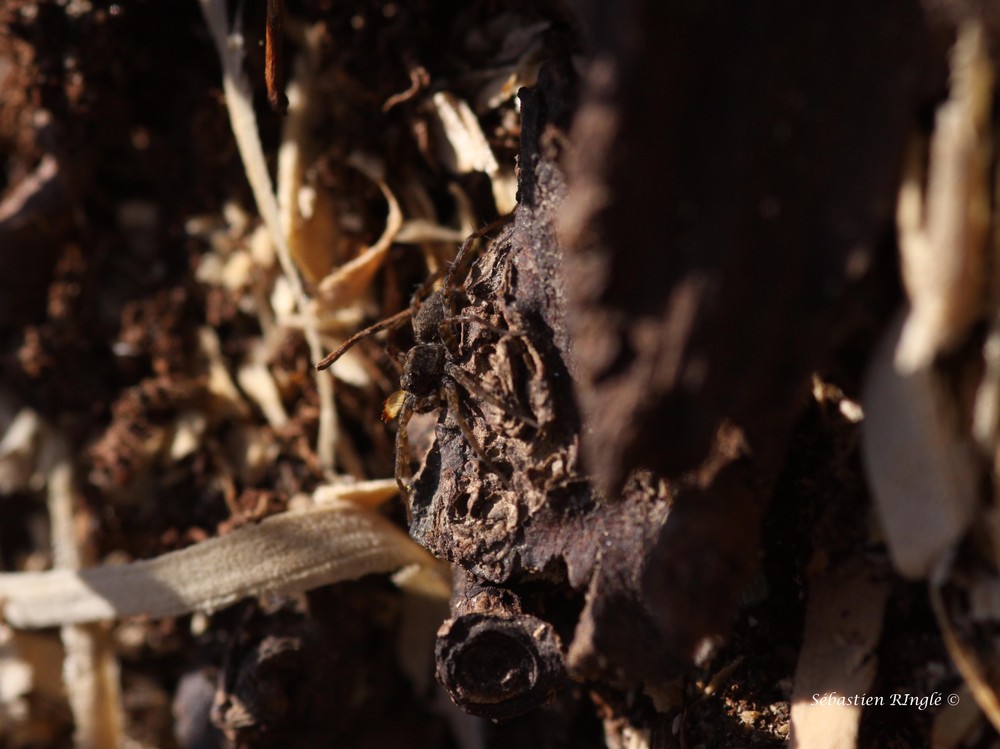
[167,411,207,462]
[236,361,289,429]
[219,250,255,291]
[0,405,40,494]
[313,478,399,507]
[327,349,371,389]
[395,220,467,245]
[197,327,250,418]
[790,559,889,749]
[861,312,978,579]
[0,500,447,629]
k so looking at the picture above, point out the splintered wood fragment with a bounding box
[895,20,992,371]
[0,501,446,629]
[790,559,889,749]
[265,0,288,113]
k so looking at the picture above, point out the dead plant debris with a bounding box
[2,2,1000,749]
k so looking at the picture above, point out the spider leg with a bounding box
[441,314,523,340]
[315,307,412,371]
[394,397,416,517]
[444,379,512,490]
[446,363,540,430]
[441,213,514,300]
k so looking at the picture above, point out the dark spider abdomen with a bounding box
[412,291,446,343]
[401,343,446,397]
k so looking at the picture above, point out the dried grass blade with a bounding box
[0,501,448,629]
[197,0,337,472]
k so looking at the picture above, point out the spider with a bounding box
[316,219,531,506]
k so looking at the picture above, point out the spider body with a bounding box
[400,343,446,398]
[316,219,519,508]
[388,287,503,505]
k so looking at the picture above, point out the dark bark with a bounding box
[416,0,945,725]
[560,0,937,494]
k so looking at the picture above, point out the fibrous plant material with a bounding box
[197,0,337,472]
[0,498,448,629]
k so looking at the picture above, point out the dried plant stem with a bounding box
[0,500,448,629]
[42,435,124,749]
[197,0,337,473]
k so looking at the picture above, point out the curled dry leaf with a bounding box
[0,500,447,629]
[861,312,978,579]
[313,478,400,507]
[316,156,404,308]
[277,23,344,285]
